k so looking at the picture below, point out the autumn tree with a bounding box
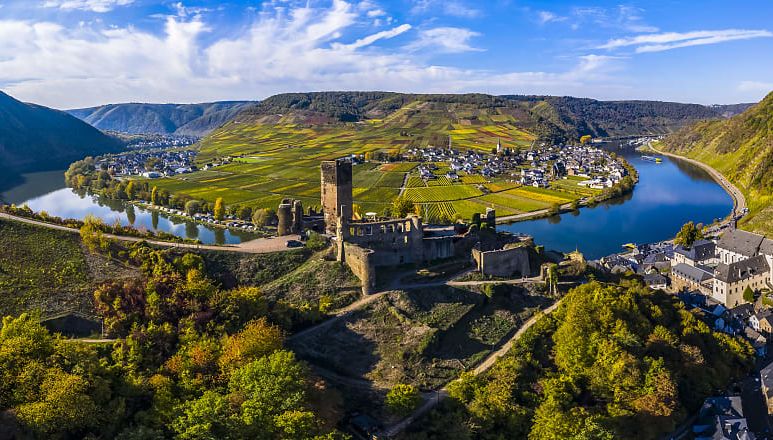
[385,383,420,416]
[674,221,704,248]
[80,214,110,253]
[150,186,158,205]
[125,181,136,200]
[213,197,225,221]
[391,196,415,218]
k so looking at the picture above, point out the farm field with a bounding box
[134,108,596,222]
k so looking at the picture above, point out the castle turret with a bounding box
[321,159,353,234]
[277,200,293,236]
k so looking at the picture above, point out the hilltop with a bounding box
[662,91,773,234]
[0,91,123,188]
[230,92,728,143]
[68,101,256,136]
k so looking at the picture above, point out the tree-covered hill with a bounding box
[0,91,123,187]
[230,91,733,143]
[407,280,753,440]
[68,101,256,136]
[662,90,773,234]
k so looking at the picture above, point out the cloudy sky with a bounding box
[1,0,771,108]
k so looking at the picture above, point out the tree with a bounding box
[150,186,158,205]
[80,214,110,253]
[743,286,755,303]
[237,205,253,221]
[385,383,420,416]
[674,221,704,248]
[125,181,136,200]
[185,200,201,216]
[547,203,560,216]
[252,208,276,227]
[219,318,283,373]
[213,198,225,221]
[392,196,415,218]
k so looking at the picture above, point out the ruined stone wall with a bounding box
[321,159,353,234]
[342,242,376,294]
[345,216,427,265]
[277,202,292,236]
[472,245,532,278]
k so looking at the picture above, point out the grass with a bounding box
[0,219,137,317]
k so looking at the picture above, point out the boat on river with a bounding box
[641,155,662,163]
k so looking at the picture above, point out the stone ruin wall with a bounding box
[472,245,532,278]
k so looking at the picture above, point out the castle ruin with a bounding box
[321,159,353,235]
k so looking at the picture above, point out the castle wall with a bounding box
[277,202,293,236]
[342,242,376,295]
[472,245,532,278]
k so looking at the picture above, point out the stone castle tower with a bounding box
[321,158,353,234]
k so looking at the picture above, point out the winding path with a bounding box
[0,211,300,254]
[381,298,563,437]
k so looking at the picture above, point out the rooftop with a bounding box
[717,229,766,257]
[715,255,770,284]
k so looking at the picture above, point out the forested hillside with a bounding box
[407,281,753,439]
[663,91,773,234]
[0,91,122,187]
[232,91,732,143]
[68,101,255,136]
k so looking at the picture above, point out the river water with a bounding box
[0,170,256,245]
[500,150,733,259]
[1,150,732,254]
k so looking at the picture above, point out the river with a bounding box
[500,150,733,259]
[0,170,257,245]
[1,151,732,255]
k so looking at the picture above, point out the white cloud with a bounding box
[569,6,658,33]
[367,9,386,17]
[411,0,481,18]
[41,0,134,13]
[333,24,411,50]
[1,1,625,108]
[407,27,483,53]
[600,29,773,53]
[537,11,566,25]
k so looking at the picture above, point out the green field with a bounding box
[134,107,600,221]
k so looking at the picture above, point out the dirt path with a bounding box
[495,201,574,225]
[398,172,410,196]
[382,298,563,437]
[649,144,747,218]
[0,211,299,254]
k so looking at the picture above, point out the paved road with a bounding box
[0,211,300,254]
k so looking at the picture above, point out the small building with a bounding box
[712,255,770,308]
[692,396,754,440]
[642,273,667,290]
[672,239,717,267]
[750,309,773,334]
[671,263,714,295]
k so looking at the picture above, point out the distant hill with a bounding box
[0,91,123,188]
[68,101,257,136]
[663,91,773,234]
[232,92,736,143]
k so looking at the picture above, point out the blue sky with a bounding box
[1,0,771,108]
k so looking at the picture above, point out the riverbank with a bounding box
[649,143,747,219]
[497,156,639,225]
[0,211,300,254]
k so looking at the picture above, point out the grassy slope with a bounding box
[662,91,773,234]
[0,219,136,317]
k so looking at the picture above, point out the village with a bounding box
[96,149,198,178]
[407,141,628,189]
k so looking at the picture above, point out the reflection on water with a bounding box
[2,171,256,245]
[501,152,733,259]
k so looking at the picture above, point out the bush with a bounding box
[385,383,421,416]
